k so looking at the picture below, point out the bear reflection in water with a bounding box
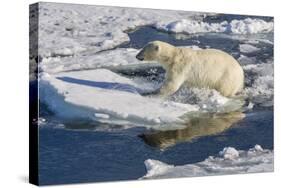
[139,111,245,149]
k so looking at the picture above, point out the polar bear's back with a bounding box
[180,48,244,97]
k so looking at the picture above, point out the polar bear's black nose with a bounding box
[136,53,144,61]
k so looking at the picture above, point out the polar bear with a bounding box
[136,41,244,97]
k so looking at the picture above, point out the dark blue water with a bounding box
[38,14,274,185]
[120,26,273,62]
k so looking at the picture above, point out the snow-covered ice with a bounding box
[219,147,239,160]
[142,145,273,179]
[39,69,199,128]
[155,20,226,34]
[35,2,205,58]
[155,18,273,34]
[40,48,143,74]
[239,44,260,54]
[34,2,273,60]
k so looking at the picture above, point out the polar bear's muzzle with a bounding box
[136,51,144,61]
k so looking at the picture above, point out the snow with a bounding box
[142,145,273,179]
[39,69,199,128]
[156,18,273,34]
[36,2,204,58]
[156,19,226,34]
[229,18,274,34]
[40,48,142,74]
[35,2,273,60]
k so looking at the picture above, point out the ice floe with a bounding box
[39,69,199,128]
[155,18,273,34]
[142,145,273,179]
[238,55,258,65]
[239,44,260,54]
[40,48,143,74]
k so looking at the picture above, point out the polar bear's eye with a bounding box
[154,45,159,51]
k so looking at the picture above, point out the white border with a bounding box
[0,0,280,188]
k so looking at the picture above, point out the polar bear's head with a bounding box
[136,41,161,61]
[136,41,175,62]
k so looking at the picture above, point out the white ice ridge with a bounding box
[36,2,205,57]
[142,145,273,179]
[40,48,143,74]
[155,18,273,34]
[239,44,260,54]
[39,69,199,127]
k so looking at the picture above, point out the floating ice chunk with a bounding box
[38,117,47,126]
[155,18,273,34]
[94,113,110,119]
[239,44,260,53]
[156,19,226,34]
[229,18,273,34]
[253,145,264,152]
[238,55,257,65]
[142,145,273,179]
[246,102,254,110]
[219,147,239,160]
[257,39,273,45]
[40,69,199,127]
[144,159,174,178]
